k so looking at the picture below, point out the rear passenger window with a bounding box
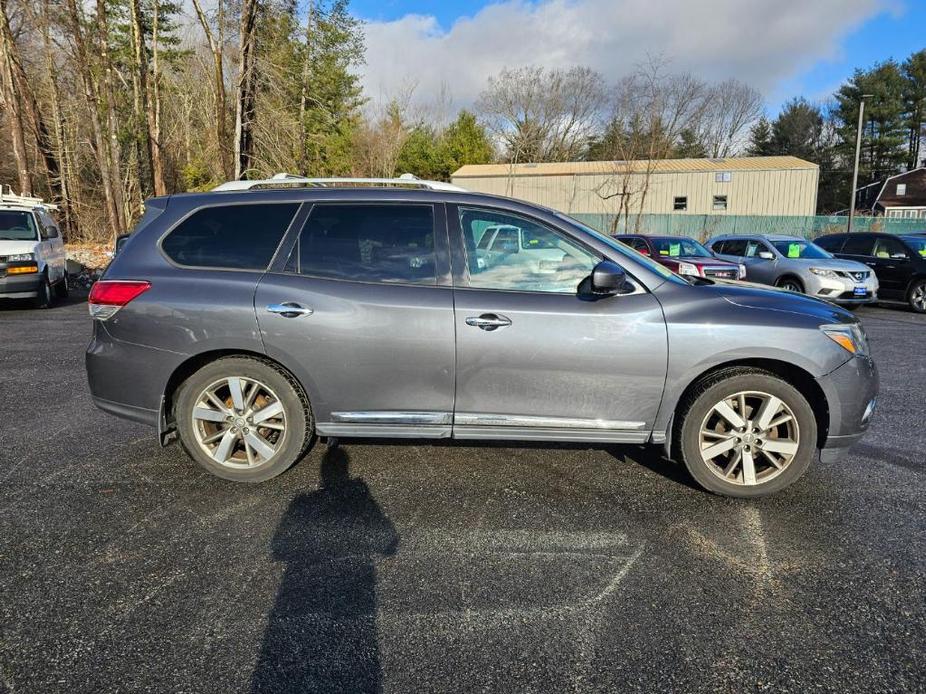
[720,239,747,256]
[814,235,844,252]
[288,204,436,285]
[162,203,299,269]
[842,235,875,256]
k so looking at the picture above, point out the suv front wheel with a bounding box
[175,357,314,481]
[676,368,817,497]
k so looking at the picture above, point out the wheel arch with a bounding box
[158,348,311,445]
[666,357,829,459]
[775,273,805,291]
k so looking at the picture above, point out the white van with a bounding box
[0,188,67,307]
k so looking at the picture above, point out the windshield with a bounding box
[0,210,38,241]
[553,212,683,283]
[771,240,831,260]
[901,236,926,257]
[650,237,712,258]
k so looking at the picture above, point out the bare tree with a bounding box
[477,65,607,163]
[191,0,232,180]
[233,0,259,179]
[696,79,764,158]
[594,59,709,231]
[63,0,124,238]
[0,0,30,194]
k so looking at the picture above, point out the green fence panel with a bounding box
[572,213,926,240]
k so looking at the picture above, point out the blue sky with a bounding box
[352,0,925,116]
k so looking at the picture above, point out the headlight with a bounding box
[7,252,34,262]
[809,267,840,280]
[677,262,700,277]
[821,323,869,356]
[738,263,747,279]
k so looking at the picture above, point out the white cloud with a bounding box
[360,0,889,111]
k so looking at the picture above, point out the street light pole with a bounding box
[848,94,872,233]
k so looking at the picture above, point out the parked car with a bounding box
[615,234,745,281]
[0,188,67,307]
[475,222,593,284]
[815,232,926,313]
[707,234,878,306]
[86,176,878,498]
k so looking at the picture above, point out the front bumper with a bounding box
[816,354,879,462]
[0,271,41,298]
[806,273,879,305]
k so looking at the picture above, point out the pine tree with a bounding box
[747,117,773,156]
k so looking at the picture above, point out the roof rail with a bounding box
[0,185,58,210]
[211,172,467,193]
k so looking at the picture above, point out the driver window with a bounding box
[459,207,599,293]
[745,240,766,257]
[873,237,907,260]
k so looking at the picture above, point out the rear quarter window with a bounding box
[161,203,299,270]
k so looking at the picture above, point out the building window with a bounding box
[896,183,906,196]
[673,196,687,211]
[715,172,732,183]
[712,195,728,211]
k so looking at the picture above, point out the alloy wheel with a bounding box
[911,283,926,312]
[191,376,286,468]
[698,390,800,486]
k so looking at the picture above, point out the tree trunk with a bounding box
[40,0,74,237]
[96,0,127,232]
[191,0,231,180]
[149,0,167,195]
[298,0,314,176]
[129,0,153,200]
[234,0,258,180]
[0,0,30,195]
[64,0,123,240]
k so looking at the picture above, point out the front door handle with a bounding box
[465,313,512,331]
[266,302,314,318]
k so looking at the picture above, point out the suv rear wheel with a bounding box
[908,278,926,314]
[676,368,816,497]
[175,357,314,481]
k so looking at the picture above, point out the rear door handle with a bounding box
[266,302,313,318]
[465,313,512,331]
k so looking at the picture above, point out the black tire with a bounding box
[55,271,69,299]
[775,276,804,293]
[907,278,926,314]
[33,273,53,309]
[175,356,314,482]
[674,367,817,498]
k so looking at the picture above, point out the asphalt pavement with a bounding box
[0,293,924,693]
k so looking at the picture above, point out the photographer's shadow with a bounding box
[252,447,398,693]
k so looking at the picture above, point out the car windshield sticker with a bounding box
[788,243,801,258]
[669,243,681,257]
[919,248,926,257]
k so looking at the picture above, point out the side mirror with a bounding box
[580,259,629,297]
[757,251,775,260]
[639,247,651,257]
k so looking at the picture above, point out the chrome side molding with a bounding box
[453,413,646,430]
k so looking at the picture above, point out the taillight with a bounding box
[88,280,151,320]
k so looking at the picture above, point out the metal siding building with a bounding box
[451,156,819,217]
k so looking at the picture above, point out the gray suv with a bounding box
[86,177,878,497]
[708,234,878,306]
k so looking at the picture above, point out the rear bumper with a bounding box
[816,355,879,461]
[0,272,41,298]
[86,321,186,429]
[91,395,159,427]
